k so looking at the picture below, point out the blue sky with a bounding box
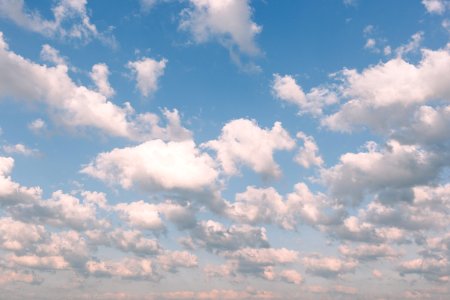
[0,0,449,299]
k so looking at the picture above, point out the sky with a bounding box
[0,0,449,299]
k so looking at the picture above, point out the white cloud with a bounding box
[226,186,291,228]
[226,183,344,230]
[320,140,445,204]
[322,45,450,133]
[156,250,198,272]
[158,289,275,300]
[294,132,323,168]
[0,0,112,44]
[343,0,358,6]
[338,244,400,261]
[127,57,167,97]
[372,269,383,279]
[0,32,129,138]
[140,0,158,12]
[302,255,357,278]
[0,156,42,203]
[285,183,345,227]
[90,63,115,98]
[87,257,158,280]
[9,254,69,270]
[2,143,38,156]
[28,118,46,133]
[0,217,45,252]
[34,230,90,267]
[40,44,65,65]
[272,74,337,116]
[108,229,161,256]
[398,257,450,282]
[279,269,303,284]
[443,19,450,32]
[114,201,165,231]
[81,190,108,209]
[364,38,376,49]
[0,268,42,285]
[12,190,103,230]
[180,0,262,56]
[185,220,269,252]
[203,119,295,177]
[422,0,447,14]
[82,139,218,192]
[395,32,424,57]
[86,228,162,257]
[0,32,190,141]
[225,248,298,266]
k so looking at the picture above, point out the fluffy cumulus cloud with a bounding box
[272,74,337,115]
[322,45,450,134]
[180,0,261,56]
[0,33,190,141]
[0,217,45,252]
[127,57,167,97]
[40,44,66,65]
[203,119,295,177]
[422,0,447,14]
[90,63,115,98]
[302,255,358,278]
[0,156,42,203]
[226,183,344,230]
[320,140,445,204]
[2,143,38,156]
[114,200,196,231]
[82,139,218,193]
[294,132,323,168]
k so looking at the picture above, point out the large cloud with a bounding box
[82,139,218,193]
[114,200,196,231]
[0,32,189,141]
[226,183,344,230]
[320,140,446,204]
[322,45,450,134]
[203,119,295,177]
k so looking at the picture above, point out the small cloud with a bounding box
[2,143,39,156]
[127,57,167,97]
[28,119,47,134]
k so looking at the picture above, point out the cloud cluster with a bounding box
[203,119,295,177]
[0,0,113,45]
[0,32,189,141]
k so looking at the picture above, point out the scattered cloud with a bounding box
[422,0,447,14]
[127,57,167,98]
[272,74,337,116]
